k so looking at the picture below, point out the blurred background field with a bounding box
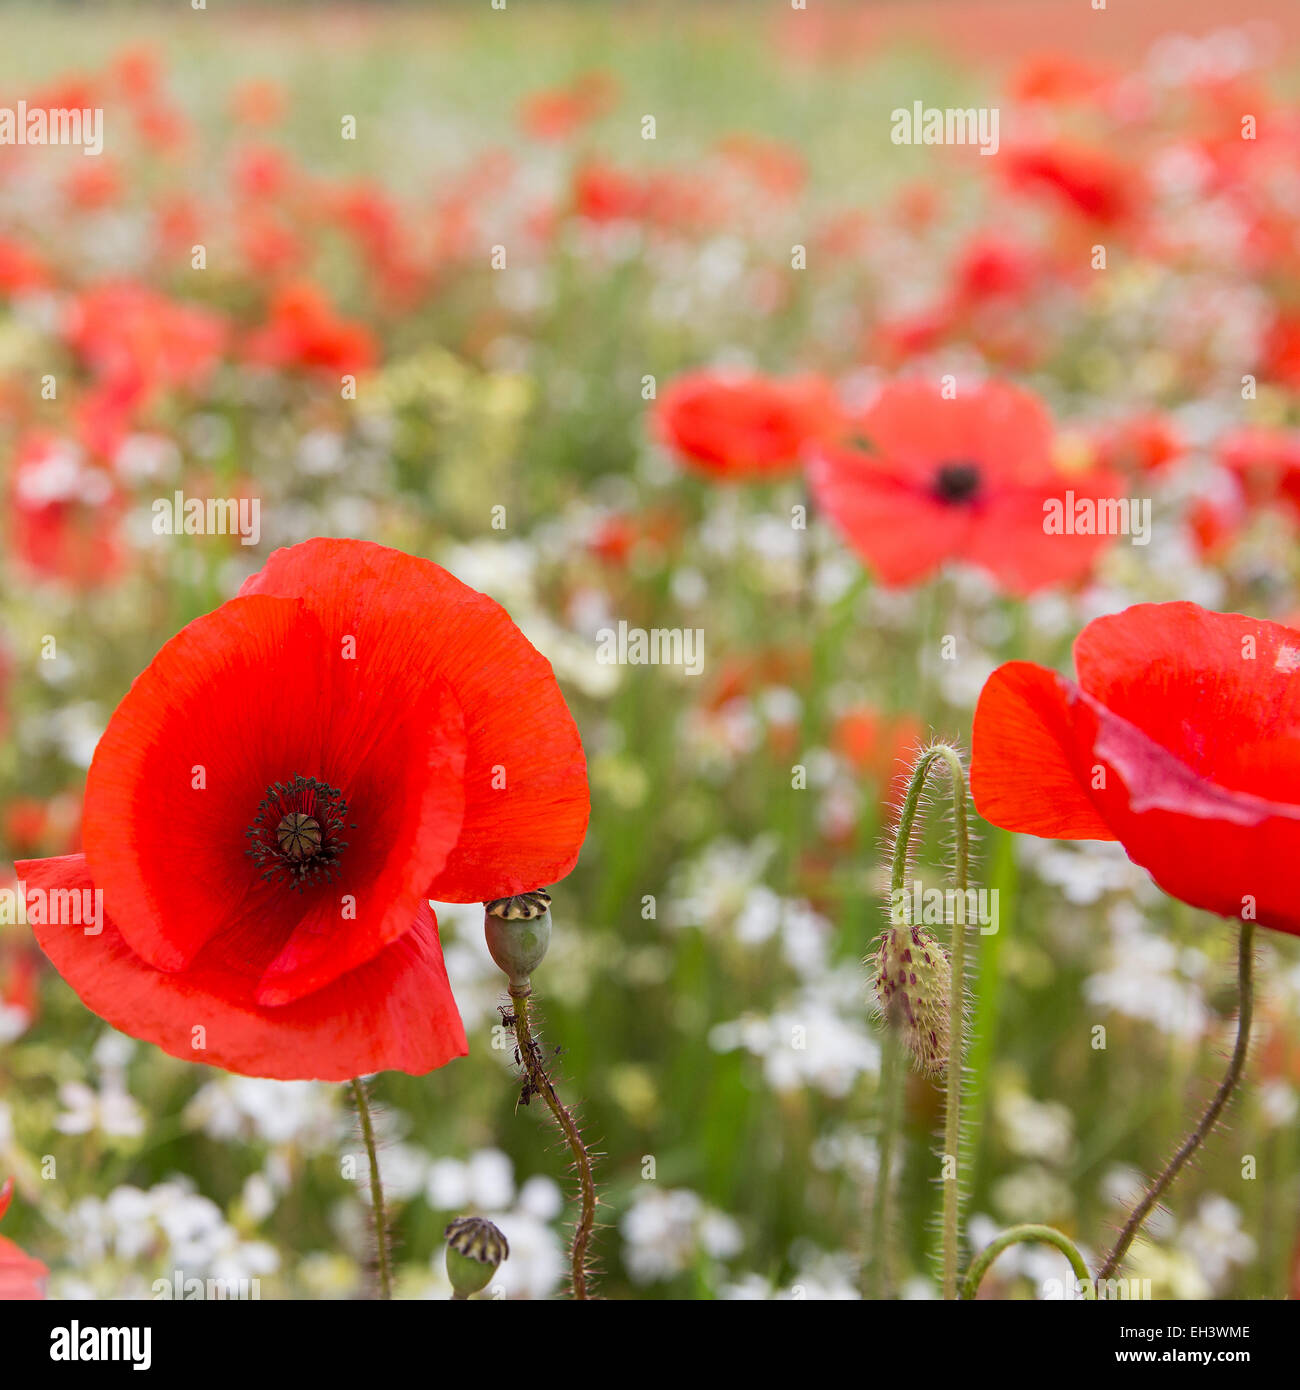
[2,0,1300,1300]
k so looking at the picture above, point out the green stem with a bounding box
[1097,922,1256,1282]
[510,985,597,1300]
[961,1224,1095,1300]
[350,1077,393,1300]
[866,1028,902,1298]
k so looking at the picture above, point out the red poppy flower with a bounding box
[1000,140,1134,227]
[0,238,49,298]
[519,71,618,142]
[656,370,844,481]
[832,706,924,809]
[64,282,228,411]
[808,379,1121,593]
[18,539,589,1080]
[1094,413,1186,476]
[1218,427,1300,523]
[244,282,378,377]
[972,602,1300,936]
[8,434,125,588]
[572,161,649,224]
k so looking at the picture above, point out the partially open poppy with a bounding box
[18,539,589,1080]
[808,379,1121,594]
[972,601,1300,935]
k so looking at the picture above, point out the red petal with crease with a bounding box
[972,602,1300,936]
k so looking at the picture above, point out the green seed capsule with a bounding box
[445,1216,509,1299]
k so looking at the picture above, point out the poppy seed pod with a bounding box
[874,923,952,1075]
[445,1216,509,1299]
[484,890,553,990]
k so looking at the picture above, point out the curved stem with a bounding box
[891,744,969,1299]
[961,1224,1095,1301]
[510,985,597,1300]
[1098,922,1256,1282]
[350,1077,393,1300]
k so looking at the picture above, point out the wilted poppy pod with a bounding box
[19,539,590,1080]
[971,601,1300,935]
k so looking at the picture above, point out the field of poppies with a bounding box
[3,1,1300,1306]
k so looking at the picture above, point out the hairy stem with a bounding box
[865,1028,903,1298]
[1098,922,1256,1282]
[890,743,970,1299]
[350,1077,392,1300]
[510,985,597,1300]
[961,1224,1095,1301]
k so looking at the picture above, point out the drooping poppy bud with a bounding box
[874,923,952,1075]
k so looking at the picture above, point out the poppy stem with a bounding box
[1097,921,1256,1283]
[350,1077,393,1300]
[865,1026,903,1298]
[509,984,598,1300]
[888,742,970,1300]
[960,1224,1095,1300]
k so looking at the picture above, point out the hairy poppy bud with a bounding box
[874,923,951,1074]
[484,890,552,990]
[445,1215,509,1299]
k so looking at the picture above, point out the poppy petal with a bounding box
[20,854,468,1081]
[963,476,1122,595]
[1080,690,1300,933]
[254,678,467,1006]
[1074,602,1300,805]
[971,660,1116,840]
[241,538,589,902]
[84,591,471,992]
[807,449,974,587]
[84,594,330,972]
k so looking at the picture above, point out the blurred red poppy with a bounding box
[1219,427,1300,523]
[972,602,1300,936]
[18,539,589,1080]
[244,282,378,376]
[808,379,1121,593]
[656,370,844,481]
[520,71,618,141]
[1001,139,1134,226]
[8,434,125,588]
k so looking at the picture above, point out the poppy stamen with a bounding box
[934,459,983,505]
[246,775,353,889]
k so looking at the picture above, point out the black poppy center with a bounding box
[933,459,983,505]
[246,775,353,890]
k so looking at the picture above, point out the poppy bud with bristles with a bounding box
[874,923,951,1075]
[484,890,552,991]
[445,1216,509,1299]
